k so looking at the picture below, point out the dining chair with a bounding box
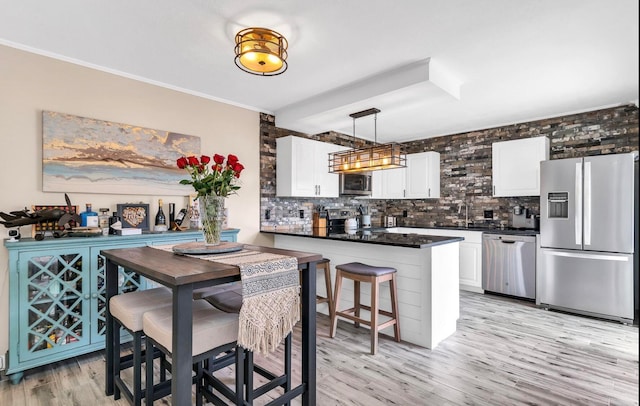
[109,287,173,406]
[142,299,244,406]
[203,283,295,404]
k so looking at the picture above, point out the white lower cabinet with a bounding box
[458,241,483,292]
[391,228,483,292]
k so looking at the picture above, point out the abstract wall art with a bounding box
[42,111,201,195]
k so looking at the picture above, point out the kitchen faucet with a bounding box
[458,203,471,228]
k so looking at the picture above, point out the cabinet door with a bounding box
[277,136,315,197]
[372,167,404,198]
[383,167,407,199]
[492,136,549,197]
[18,248,91,361]
[291,137,317,197]
[405,152,440,198]
[316,142,345,197]
[91,244,148,341]
[459,242,482,290]
[371,170,384,198]
[277,135,344,197]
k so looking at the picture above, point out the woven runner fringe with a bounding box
[238,286,300,355]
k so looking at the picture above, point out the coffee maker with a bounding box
[512,205,539,229]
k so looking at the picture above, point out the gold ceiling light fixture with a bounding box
[234,27,288,76]
[328,108,407,173]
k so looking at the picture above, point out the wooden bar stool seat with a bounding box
[330,262,401,355]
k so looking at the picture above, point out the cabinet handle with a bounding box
[493,185,495,195]
[428,188,430,197]
[318,185,320,195]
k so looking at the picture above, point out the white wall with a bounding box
[0,44,271,358]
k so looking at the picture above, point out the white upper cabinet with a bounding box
[372,151,440,199]
[405,151,440,198]
[276,135,346,197]
[492,136,549,197]
[371,167,406,199]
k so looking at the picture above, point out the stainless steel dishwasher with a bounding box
[482,233,536,299]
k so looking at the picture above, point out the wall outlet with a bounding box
[402,210,408,217]
[484,210,493,219]
[265,209,270,220]
[0,354,5,371]
[299,209,305,219]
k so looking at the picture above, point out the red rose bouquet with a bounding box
[176,154,245,198]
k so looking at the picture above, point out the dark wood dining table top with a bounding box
[101,244,323,286]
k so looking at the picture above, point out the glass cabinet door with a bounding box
[92,246,146,340]
[19,248,91,361]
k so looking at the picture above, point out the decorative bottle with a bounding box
[168,203,175,226]
[154,199,167,232]
[108,212,120,235]
[80,204,99,227]
[98,208,110,235]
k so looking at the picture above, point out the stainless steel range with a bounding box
[325,208,355,233]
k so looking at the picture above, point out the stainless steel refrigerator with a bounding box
[538,152,638,323]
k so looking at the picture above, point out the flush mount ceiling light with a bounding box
[328,108,407,173]
[234,27,288,76]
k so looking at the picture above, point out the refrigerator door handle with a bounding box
[545,249,630,262]
[575,162,582,245]
[583,161,592,246]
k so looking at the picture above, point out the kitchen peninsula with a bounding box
[262,228,463,349]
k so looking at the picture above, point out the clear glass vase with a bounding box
[199,195,225,245]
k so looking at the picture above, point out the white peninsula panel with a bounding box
[273,235,460,349]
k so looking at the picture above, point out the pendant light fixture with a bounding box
[328,108,407,173]
[234,27,288,76]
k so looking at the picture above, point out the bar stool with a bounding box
[330,262,401,355]
[203,283,294,404]
[143,299,244,406]
[109,287,173,406]
[298,257,334,321]
[316,258,335,321]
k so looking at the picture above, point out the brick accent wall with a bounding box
[260,105,639,228]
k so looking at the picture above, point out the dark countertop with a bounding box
[261,228,464,249]
[393,224,540,236]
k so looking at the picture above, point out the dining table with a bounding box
[102,244,322,405]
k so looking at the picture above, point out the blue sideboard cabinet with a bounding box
[3,229,239,384]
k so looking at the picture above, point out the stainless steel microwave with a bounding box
[339,172,372,196]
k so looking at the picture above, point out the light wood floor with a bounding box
[2,291,638,405]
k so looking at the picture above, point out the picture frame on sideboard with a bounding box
[116,203,150,230]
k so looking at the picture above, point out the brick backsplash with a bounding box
[260,105,639,229]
